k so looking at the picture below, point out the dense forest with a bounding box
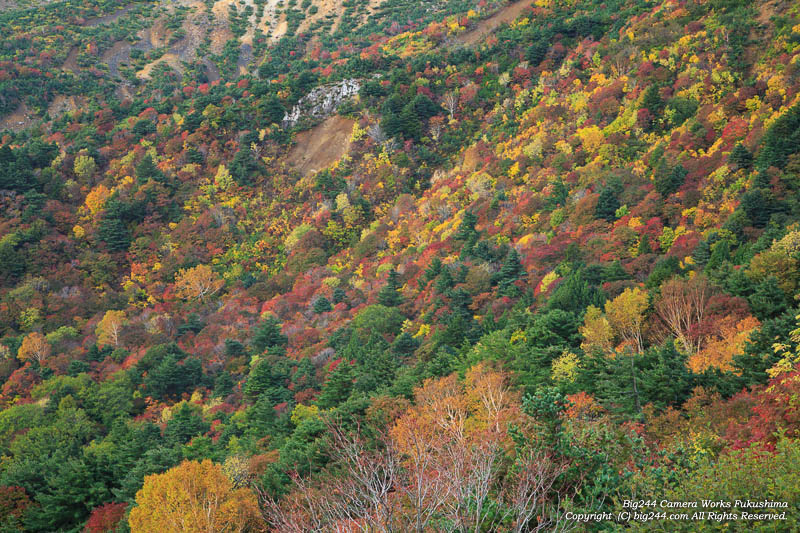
[0,0,799,530]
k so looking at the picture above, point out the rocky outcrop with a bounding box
[282,79,360,127]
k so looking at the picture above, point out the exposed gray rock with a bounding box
[283,79,360,127]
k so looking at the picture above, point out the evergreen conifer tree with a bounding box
[377,269,403,307]
[317,361,353,409]
[313,296,333,314]
[730,142,753,170]
[98,200,131,252]
[251,316,288,354]
[496,249,525,296]
[595,186,620,221]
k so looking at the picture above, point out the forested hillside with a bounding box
[1,0,800,531]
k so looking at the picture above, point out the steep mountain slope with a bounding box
[1,0,800,531]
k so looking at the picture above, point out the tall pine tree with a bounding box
[495,249,525,297]
[377,269,403,307]
[317,361,353,409]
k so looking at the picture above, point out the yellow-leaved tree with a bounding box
[551,350,580,383]
[582,287,650,412]
[96,310,126,348]
[129,459,260,533]
[579,305,614,354]
[73,154,97,180]
[174,264,224,302]
[769,312,800,378]
[604,286,649,354]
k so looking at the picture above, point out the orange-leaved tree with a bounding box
[17,332,51,365]
[129,459,261,533]
[689,315,760,373]
[264,365,566,533]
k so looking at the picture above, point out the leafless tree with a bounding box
[442,436,503,533]
[261,425,400,533]
[505,449,569,533]
[540,73,558,88]
[720,27,731,48]
[259,474,326,533]
[611,45,636,77]
[429,118,444,141]
[392,414,451,532]
[383,138,399,153]
[261,375,584,533]
[656,275,713,354]
[325,425,400,532]
[368,123,387,144]
[442,91,459,118]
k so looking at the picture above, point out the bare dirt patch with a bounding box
[756,0,780,26]
[0,103,34,132]
[138,52,182,78]
[238,43,253,75]
[115,84,134,101]
[63,46,80,72]
[211,0,235,19]
[456,0,535,47]
[743,0,781,74]
[214,0,259,46]
[142,19,172,48]
[263,0,286,43]
[84,3,136,26]
[209,23,235,54]
[296,0,343,36]
[137,9,213,79]
[203,57,220,81]
[47,95,86,118]
[103,40,132,77]
[286,115,355,176]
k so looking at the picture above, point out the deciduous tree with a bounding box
[604,287,648,353]
[84,502,127,533]
[73,155,97,181]
[96,310,126,348]
[442,91,459,118]
[689,315,759,373]
[580,305,613,354]
[175,264,224,303]
[655,275,712,354]
[129,460,260,533]
[17,332,50,365]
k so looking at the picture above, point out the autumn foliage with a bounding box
[96,310,126,348]
[129,460,260,533]
[0,0,800,530]
[266,365,567,532]
[83,502,127,533]
[174,265,225,303]
[17,333,50,365]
